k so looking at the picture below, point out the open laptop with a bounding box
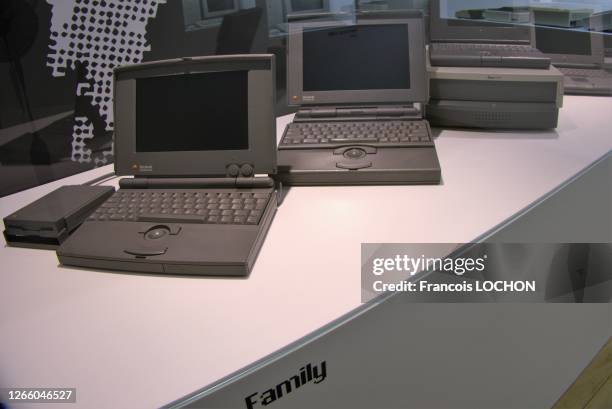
[277,11,441,186]
[429,0,550,69]
[57,55,279,276]
[533,26,612,95]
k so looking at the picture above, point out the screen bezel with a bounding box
[287,12,427,105]
[531,27,604,66]
[202,0,239,18]
[429,0,531,44]
[283,0,329,15]
[113,55,276,177]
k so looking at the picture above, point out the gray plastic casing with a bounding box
[57,189,278,276]
[531,28,605,67]
[425,51,564,129]
[429,0,531,44]
[287,11,428,106]
[426,54,565,108]
[426,100,560,130]
[113,55,276,178]
[3,185,115,248]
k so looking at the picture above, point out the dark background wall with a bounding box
[2,0,607,197]
[0,0,291,196]
[0,0,434,196]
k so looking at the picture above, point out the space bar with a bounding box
[330,137,378,143]
[137,213,205,223]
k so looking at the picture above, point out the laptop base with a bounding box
[429,44,551,69]
[561,72,612,96]
[57,190,277,277]
[277,147,441,186]
[426,57,563,130]
[426,100,559,130]
[563,84,612,96]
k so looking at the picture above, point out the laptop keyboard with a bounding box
[87,190,271,225]
[558,67,612,78]
[432,43,543,56]
[280,121,432,149]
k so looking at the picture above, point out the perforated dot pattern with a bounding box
[46,0,166,164]
[71,116,93,163]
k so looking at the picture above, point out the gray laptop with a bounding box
[277,11,441,186]
[429,0,550,69]
[533,26,612,95]
[57,55,278,276]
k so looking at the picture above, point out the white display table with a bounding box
[1,96,611,408]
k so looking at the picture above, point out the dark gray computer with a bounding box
[533,26,612,95]
[57,55,279,276]
[429,0,550,69]
[277,11,441,186]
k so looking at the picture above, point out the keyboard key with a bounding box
[92,190,271,225]
[282,121,433,149]
[138,214,204,224]
[330,137,378,143]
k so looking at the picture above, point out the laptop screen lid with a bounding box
[533,26,604,67]
[113,55,276,177]
[287,11,427,106]
[430,0,531,44]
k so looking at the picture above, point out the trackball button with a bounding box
[145,226,170,240]
[344,148,366,159]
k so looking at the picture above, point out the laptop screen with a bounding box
[135,70,249,153]
[302,24,410,92]
[287,12,427,105]
[535,27,592,56]
[430,0,530,43]
[291,0,324,12]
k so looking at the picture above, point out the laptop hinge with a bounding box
[295,105,422,120]
[432,39,529,45]
[119,177,274,189]
[554,62,599,69]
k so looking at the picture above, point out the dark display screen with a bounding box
[136,71,248,152]
[291,0,324,12]
[536,27,592,56]
[207,0,235,13]
[302,24,410,91]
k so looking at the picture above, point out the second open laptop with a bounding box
[277,11,441,186]
[429,0,550,69]
[57,55,278,276]
[533,26,612,95]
